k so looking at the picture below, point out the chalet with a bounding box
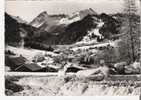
[5,55,57,72]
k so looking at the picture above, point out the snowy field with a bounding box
[5,75,141,96]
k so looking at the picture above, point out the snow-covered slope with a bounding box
[59,8,97,25]
[5,46,58,61]
[59,16,81,25]
[71,40,118,51]
[76,20,104,44]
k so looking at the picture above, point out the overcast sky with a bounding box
[6,0,140,22]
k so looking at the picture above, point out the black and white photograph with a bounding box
[4,0,141,96]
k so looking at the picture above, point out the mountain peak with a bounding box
[11,16,27,24]
[70,8,97,20]
[88,8,97,14]
[5,13,27,24]
[37,11,48,17]
[30,11,49,27]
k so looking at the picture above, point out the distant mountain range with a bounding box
[5,8,122,47]
[30,11,67,33]
[29,8,97,33]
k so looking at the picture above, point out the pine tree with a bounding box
[123,0,139,62]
